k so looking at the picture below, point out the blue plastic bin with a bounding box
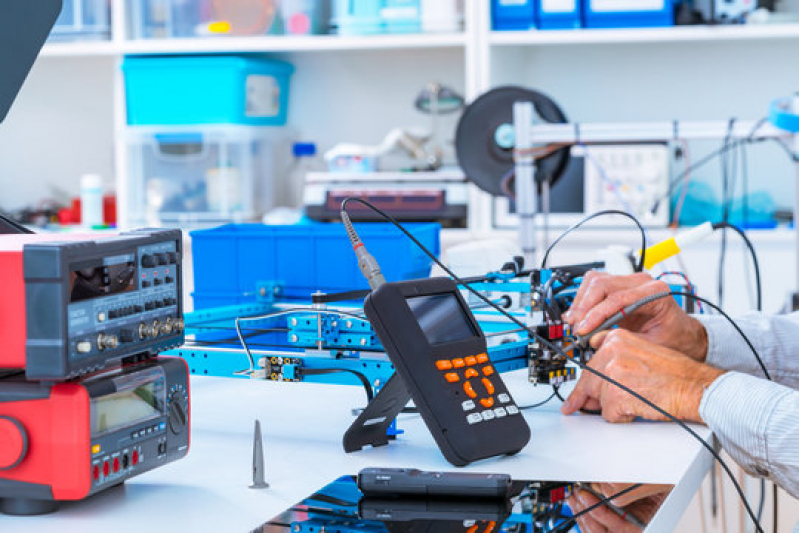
[124,56,294,126]
[191,222,441,308]
[582,0,674,28]
[492,0,536,31]
[537,0,582,30]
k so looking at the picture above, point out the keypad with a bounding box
[434,353,520,425]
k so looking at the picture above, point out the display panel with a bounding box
[70,261,137,302]
[406,293,478,346]
[91,380,165,435]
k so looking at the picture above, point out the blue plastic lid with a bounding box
[293,142,317,157]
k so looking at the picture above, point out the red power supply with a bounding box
[0,357,190,515]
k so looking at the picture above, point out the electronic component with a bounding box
[357,277,530,466]
[0,357,190,515]
[357,468,511,499]
[0,228,184,380]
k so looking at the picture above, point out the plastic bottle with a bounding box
[421,0,462,33]
[80,174,104,228]
[289,142,320,208]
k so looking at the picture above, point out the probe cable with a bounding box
[540,209,647,273]
[550,482,645,533]
[340,197,764,533]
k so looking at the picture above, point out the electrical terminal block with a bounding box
[255,356,303,382]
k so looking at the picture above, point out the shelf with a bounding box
[40,40,120,58]
[490,23,799,46]
[122,33,467,55]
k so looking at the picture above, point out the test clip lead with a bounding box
[572,291,673,349]
[341,203,386,290]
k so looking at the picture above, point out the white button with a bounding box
[462,400,476,412]
[76,341,92,354]
[507,405,520,415]
[97,312,106,322]
[498,393,510,404]
[467,413,482,425]
[494,407,508,418]
[481,410,496,421]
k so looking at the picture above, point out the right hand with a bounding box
[563,271,708,362]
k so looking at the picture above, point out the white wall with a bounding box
[0,56,116,212]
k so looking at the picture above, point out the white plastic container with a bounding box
[50,0,111,41]
[126,126,290,228]
[80,174,104,228]
[421,0,463,32]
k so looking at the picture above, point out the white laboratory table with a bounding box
[0,370,713,533]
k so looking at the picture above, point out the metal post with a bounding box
[514,101,537,266]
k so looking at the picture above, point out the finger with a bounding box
[584,501,641,533]
[589,330,611,350]
[572,492,609,533]
[566,271,611,326]
[568,273,653,330]
[561,364,604,415]
[577,280,672,335]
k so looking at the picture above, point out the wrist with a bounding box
[683,317,709,362]
[678,367,724,422]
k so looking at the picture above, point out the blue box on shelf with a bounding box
[537,0,582,30]
[124,56,294,126]
[582,0,674,28]
[191,222,441,308]
[492,0,537,31]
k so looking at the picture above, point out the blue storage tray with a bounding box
[492,0,536,31]
[124,56,294,126]
[582,0,674,28]
[191,222,441,305]
[537,0,582,30]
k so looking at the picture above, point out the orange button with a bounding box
[482,366,495,376]
[464,368,479,379]
[466,526,478,533]
[476,353,489,364]
[482,378,495,395]
[463,381,477,398]
[465,356,477,366]
[445,372,460,383]
[436,360,453,371]
[480,398,495,408]
[452,358,465,368]
[485,521,496,533]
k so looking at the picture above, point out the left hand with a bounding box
[561,329,724,423]
[566,483,669,533]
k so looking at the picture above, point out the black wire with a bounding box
[553,384,566,403]
[540,210,647,273]
[712,222,762,313]
[340,197,763,533]
[519,391,557,411]
[550,483,644,533]
[302,368,375,402]
[773,484,779,532]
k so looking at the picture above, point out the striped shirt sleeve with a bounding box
[695,312,799,389]
[700,372,799,499]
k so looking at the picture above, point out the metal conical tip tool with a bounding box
[249,419,269,489]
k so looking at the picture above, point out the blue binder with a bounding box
[492,0,536,31]
[582,0,674,28]
[537,0,582,30]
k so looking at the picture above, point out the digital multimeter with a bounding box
[362,277,531,466]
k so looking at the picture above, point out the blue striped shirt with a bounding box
[696,313,799,499]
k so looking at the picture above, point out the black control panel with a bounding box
[21,228,185,380]
[362,277,531,466]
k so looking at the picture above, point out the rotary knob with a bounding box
[0,417,28,470]
[167,390,188,436]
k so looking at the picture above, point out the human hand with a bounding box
[566,483,670,533]
[560,329,724,423]
[563,272,708,362]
